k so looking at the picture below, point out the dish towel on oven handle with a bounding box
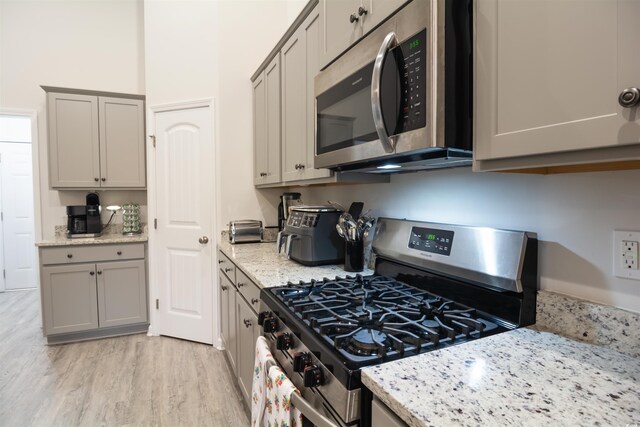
[264,365,303,427]
[251,336,274,427]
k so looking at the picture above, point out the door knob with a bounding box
[199,236,209,244]
[619,87,640,108]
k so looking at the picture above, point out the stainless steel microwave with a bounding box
[314,0,473,173]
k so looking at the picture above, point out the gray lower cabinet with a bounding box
[371,397,407,427]
[218,250,262,408]
[41,263,99,335]
[220,272,238,375]
[236,295,260,404]
[39,243,148,342]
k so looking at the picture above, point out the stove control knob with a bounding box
[303,365,323,387]
[293,352,312,372]
[257,312,270,326]
[276,332,293,350]
[263,317,279,333]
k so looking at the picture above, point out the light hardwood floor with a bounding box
[0,289,250,426]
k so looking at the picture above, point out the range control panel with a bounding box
[287,211,320,228]
[408,226,454,256]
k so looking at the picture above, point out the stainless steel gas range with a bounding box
[259,218,538,426]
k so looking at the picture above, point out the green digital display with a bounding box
[409,39,420,49]
[427,234,436,241]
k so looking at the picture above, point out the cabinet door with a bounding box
[96,260,147,328]
[219,273,233,356]
[98,97,146,188]
[47,93,101,188]
[41,264,98,335]
[226,285,238,374]
[475,0,640,162]
[362,0,407,34]
[265,54,282,184]
[236,296,258,406]
[320,0,362,69]
[253,72,269,185]
[281,25,307,182]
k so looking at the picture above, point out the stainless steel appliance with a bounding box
[278,192,303,231]
[260,218,538,426]
[229,220,263,244]
[314,0,473,173]
[276,205,344,266]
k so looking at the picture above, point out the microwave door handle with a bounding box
[371,31,399,154]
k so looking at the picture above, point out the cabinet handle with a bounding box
[237,282,245,288]
[358,6,368,16]
[94,177,99,182]
[224,267,233,273]
[117,251,122,255]
[251,298,259,305]
[90,271,95,276]
[67,254,73,259]
[619,87,640,108]
[298,164,305,169]
[221,285,228,291]
[349,13,358,23]
[101,178,106,182]
[218,260,224,264]
[243,319,253,328]
[97,271,102,275]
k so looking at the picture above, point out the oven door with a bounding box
[315,27,428,170]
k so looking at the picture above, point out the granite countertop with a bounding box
[217,239,373,289]
[36,231,148,247]
[362,327,640,427]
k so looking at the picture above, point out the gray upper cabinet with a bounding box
[98,97,146,188]
[282,6,331,183]
[319,0,406,69]
[474,0,640,171]
[47,92,101,188]
[44,87,146,188]
[253,55,281,185]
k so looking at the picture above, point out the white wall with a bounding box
[0,0,146,238]
[287,168,640,313]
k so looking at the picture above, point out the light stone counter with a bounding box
[36,232,148,247]
[362,327,640,427]
[217,239,373,289]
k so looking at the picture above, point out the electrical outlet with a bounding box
[613,231,640,280]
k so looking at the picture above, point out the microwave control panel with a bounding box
[395,29,427,134]
[408,226,454,256]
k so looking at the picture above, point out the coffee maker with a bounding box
[278,192,302,231]
[66,193,102,238]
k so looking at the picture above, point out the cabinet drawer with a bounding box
[236,269,260,313]
[40,243,145,265]
[218,250,236,283]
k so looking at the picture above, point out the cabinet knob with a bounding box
[97,271,102,275]
[221,285,228,291]
[299,164,305,169]
[117,251,122,255]
[90,271,95,276]
[251,298,259,305]
[101,178,106,182]
[94,178,99,182]
[224,267,233,273]
[218,260,224,264]
[619,87,640,108]
[237,282,245,288]
[243,319,253,328]
[358,6,368,16]
[349,13,359,23]
[67,254,73,259]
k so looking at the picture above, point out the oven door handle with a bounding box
[291,392,339,427]
[371,31,399,154]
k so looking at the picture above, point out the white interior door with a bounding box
[0,142,36,290]
[154,106,214,344]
